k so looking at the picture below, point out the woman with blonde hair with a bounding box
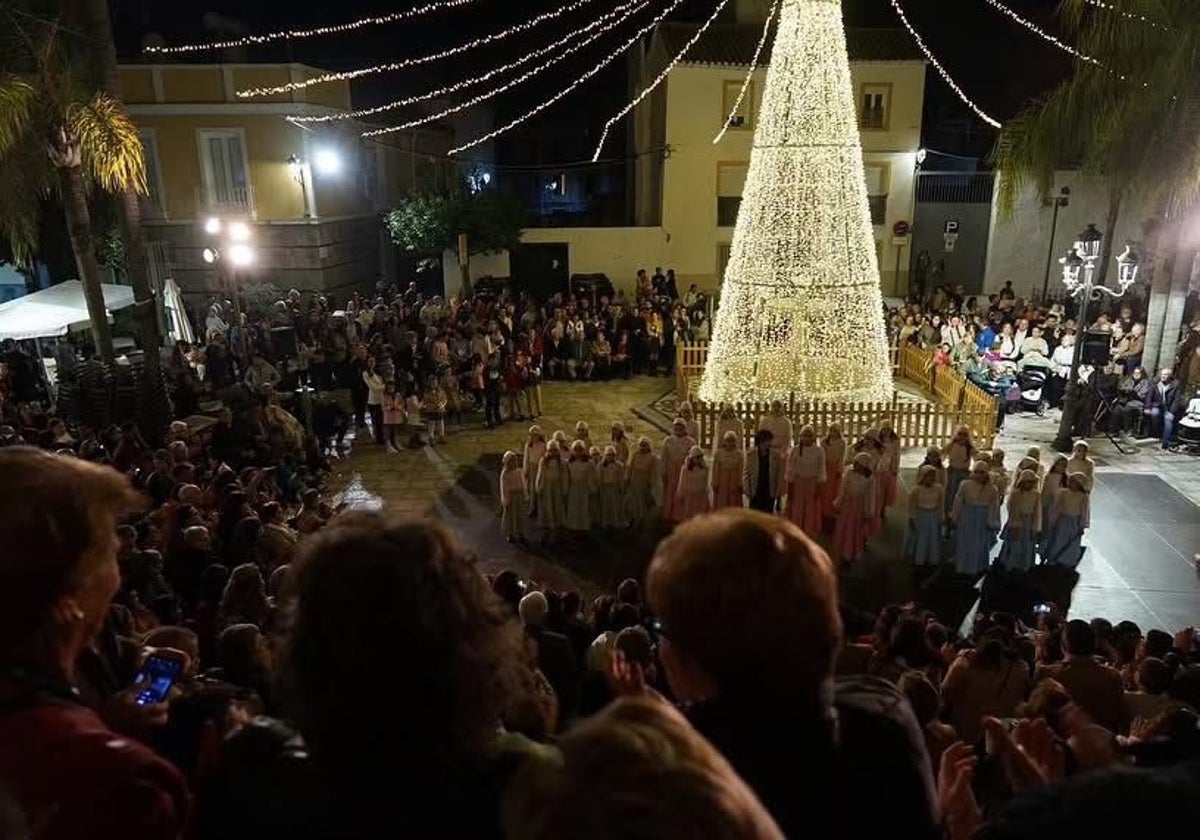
[784,424,826,535]
[710,431,746,510]
[504,697,784,840]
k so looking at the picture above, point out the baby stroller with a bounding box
[1016,365,1050,416]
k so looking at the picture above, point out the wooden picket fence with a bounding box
[693,393,995,452]
[676,341,999,450]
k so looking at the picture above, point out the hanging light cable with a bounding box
[593,0,735,160]
[362,0,653,136]
[712,0,780,144]
[295,0,650,126]
[236,0,604,98]
[447,0,685,156]
[146,0,483,55]
[889,0,1001,129]
[1082,0,1171,32]
[981,0,1103,67]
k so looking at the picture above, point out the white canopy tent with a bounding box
[0,280,135,341]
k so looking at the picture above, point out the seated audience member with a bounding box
[941,632,1031,745]
[0,448,189,840]
[505,696,784,840]
[1034,619,1126,733]
[645,509,938,839]
[196,515,540,839]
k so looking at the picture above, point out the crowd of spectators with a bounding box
[165,272,713,451]
[890,282,1200,445]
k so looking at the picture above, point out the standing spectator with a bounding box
[362,355,386,445]
[196,515,534,839]
[645,510,938,840]
[0,448,189,840]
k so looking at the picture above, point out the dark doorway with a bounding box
[510,242,569,301]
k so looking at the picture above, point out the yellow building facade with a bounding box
[119,63,450,301]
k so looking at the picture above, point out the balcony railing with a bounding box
[195,184,255,218]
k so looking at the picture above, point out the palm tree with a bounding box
[0,11,147,362]
[993,0,1200,289]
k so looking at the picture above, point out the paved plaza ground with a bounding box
[329,376,1200,630]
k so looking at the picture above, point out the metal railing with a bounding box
[194,184,255,218]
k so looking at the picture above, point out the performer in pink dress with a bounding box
[784,425,827,535]
[660,418,696,522]
[710,431,746,509]
[832,453,877,565]
[676,446,712,521]
[820,423,847,521]
[875,423,902,517]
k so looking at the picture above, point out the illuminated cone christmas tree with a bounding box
[699,0,893,405]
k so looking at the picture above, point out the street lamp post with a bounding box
[1052,224,1141,451]
[1040,186,1071,302]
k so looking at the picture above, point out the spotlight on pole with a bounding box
[228,221,251,242]
[201,247,219,264]
[228,244,255,267]
[204,217,222,235]
[314,148,341,175]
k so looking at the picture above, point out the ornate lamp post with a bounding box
[1052,224,1141,451]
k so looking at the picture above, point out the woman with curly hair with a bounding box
[196,515,533,840]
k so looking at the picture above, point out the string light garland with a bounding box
[593,0,734,161]
[981,0,1102,67]
[448,0,685,156]
[236,0,604,99]
[699,0,893,405]
[146,0,482,55]
[713,0,780,144]
[1083,0,1171,31]
[888,0,1001,129]
[290,0,650,125]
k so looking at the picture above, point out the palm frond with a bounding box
[0,136,54,266]
[0,75,37,161]
[67,92,146,194]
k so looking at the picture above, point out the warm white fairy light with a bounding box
[699,0,894,405]
[146,0,482,55]
[360,0,650,136]
[593,0,734,160]
[449,0,684,156]
[237,0,603,99]
[1083,0,1171,31]
[291,0,649,125]
[712,0,779,145]
[889,0,1001,129]
[982,0,1102,67]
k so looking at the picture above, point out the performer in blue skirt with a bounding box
[1043,472,1090,569]
[997,470,1041,572]
[951,461,1000,576]
[906,465,944,566]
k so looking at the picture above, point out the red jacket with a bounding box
[0,675,189,840]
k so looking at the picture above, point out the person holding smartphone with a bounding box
[0,448,189,840]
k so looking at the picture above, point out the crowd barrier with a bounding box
[675,341,999,451]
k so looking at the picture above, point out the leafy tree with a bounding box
[0,10,146,361]
[384,182,527,257]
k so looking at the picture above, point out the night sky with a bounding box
[111,0,1070,162]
